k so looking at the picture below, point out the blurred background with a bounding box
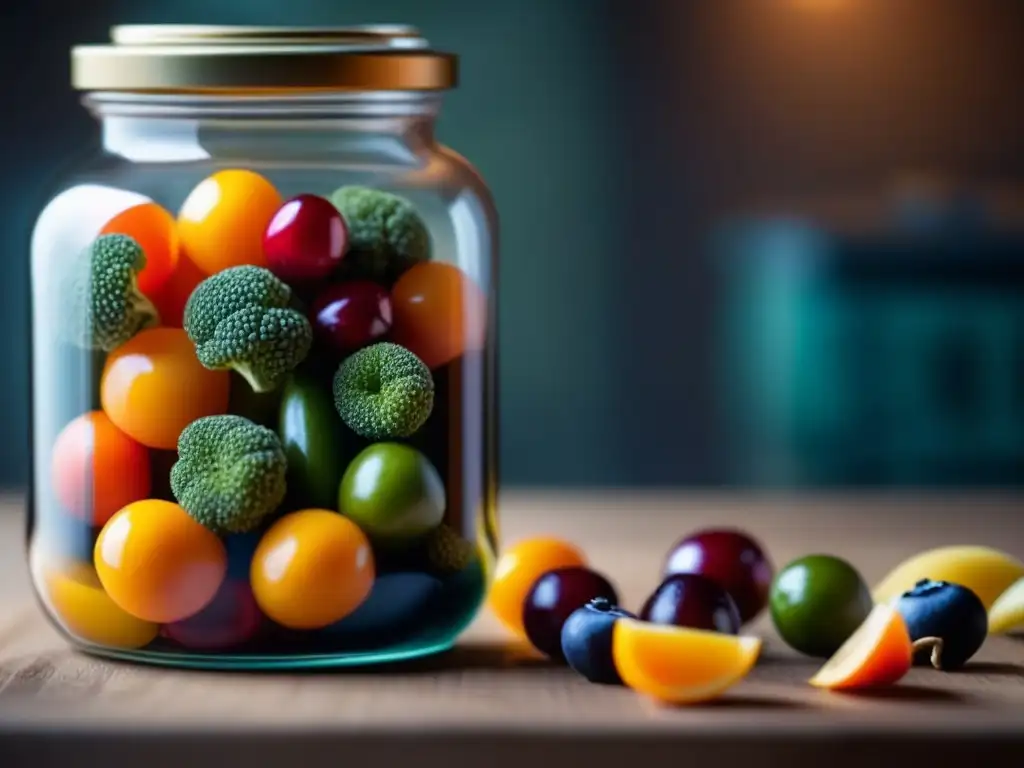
[3,0,1023,490]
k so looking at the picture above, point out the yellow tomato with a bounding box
[177,169,282,274]
[251,509,375,630]
[100,327,230,450]
[36,555,159,650]
[95,499,227,623]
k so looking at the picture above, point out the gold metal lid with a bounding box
[71,25,457,93]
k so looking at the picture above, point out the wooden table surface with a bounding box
[1,491,1023,766]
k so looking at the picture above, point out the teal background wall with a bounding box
[4,0,1024,490]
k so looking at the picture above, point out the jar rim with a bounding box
[71,25,458,93]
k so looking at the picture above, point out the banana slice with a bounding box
[873,546,1024,611]
[989,577,1024,635]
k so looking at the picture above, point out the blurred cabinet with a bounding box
[717,189,1024,487]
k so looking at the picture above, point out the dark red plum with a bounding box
[640,573,741,634]
[664,528,773,624]
[522,567,618,661]
[311,280,393,355]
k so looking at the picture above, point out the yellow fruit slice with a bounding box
[612,618,762,704]
[872,546,1024,610]
[989,577,1024,635]
[810,604,912,690]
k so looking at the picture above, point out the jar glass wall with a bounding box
[27,28,499,669]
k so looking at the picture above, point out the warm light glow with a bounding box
[791,0,850,11]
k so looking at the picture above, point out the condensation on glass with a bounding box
[27,26,499,669]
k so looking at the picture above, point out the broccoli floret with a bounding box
[330,186,431,284]
[63,234,159,352]
[423,523,478,575]
[333,342,434,440]
[183,265,313,393]
[170,414,287,534]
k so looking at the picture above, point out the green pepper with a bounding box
[278,374,355,510]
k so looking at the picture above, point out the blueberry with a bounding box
[895,579,987,671]
[560,597,636,684]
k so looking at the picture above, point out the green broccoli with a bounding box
[330,186,431,283]
[183,265,313,393]
[423,523,478,575]
[333,342,434,440]
[170,414,287,534]
[62,234,159,352]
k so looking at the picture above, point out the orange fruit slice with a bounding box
[612,618,762,704]
[809,603,912,690]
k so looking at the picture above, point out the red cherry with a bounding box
[263,194,348,282]
[311,280,393,354]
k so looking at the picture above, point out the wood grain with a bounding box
[1,491,1023,764]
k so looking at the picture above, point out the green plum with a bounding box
[338,442,445,546]
[278,374,358,509]
[769,554,873,658]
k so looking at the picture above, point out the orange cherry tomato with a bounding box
[177,169,282,275]
[390,261,488,370]
[99,201,180,297]
[32,549,159,649]
[101,327,230,450]
[487,538,588,638]
[51,411,151,527]
[149,251,207,328]
[251,509,375,630]
[94,499,227,623]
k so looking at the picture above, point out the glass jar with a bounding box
[27,25,499,669]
